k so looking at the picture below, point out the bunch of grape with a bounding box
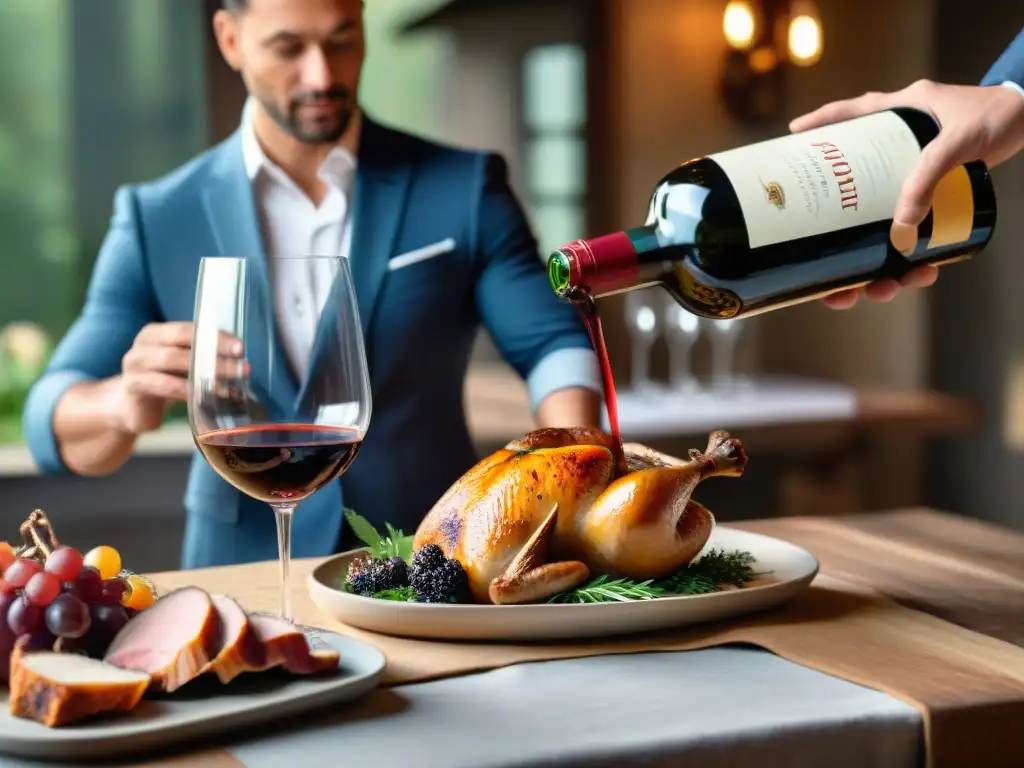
[0,543,157,678]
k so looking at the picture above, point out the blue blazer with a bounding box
[23,115,598,569]
[983,26,1024,87]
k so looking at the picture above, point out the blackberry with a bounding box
[375,556,410,592]
[412,544,446,573]
[410,548,469,603]
[346,555,410,596]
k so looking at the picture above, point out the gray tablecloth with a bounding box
[6,647,923,768]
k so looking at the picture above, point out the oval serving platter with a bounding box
[307,526,819,642]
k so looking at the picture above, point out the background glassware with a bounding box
[188,256,372,621]
[623,289,661,392]
[706,316,746,392]
[663,297,701,392]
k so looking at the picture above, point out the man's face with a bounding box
[215,0,365,145]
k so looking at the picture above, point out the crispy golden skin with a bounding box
[414,428,747,604]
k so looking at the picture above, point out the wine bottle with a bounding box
[547,107,996,318]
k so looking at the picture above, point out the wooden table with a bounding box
[735,508,1024,647]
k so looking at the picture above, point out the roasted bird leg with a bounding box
[488,505,591,605]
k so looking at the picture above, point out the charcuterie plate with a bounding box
[0,630,385,761]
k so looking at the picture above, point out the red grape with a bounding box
[98,578,128,605]
[69,565,103,603]
[45,546,84,582]
[44,594,91,639]
[0,579,15,596]
[8,596,42,635]
[87,604,130,657]
[24,571,61,607]
[4,559,42,589]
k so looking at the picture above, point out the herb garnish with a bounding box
[548,548,762,604]
[372,586,418,601]
[655,548,758,595]
[343,508,414,563]
[548,575,664,603]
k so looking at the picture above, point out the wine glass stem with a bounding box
[669,339,695,389]
[631,341,652,390]
[713,335,738,385]
[272,502,297,621]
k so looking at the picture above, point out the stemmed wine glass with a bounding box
[706,317,746,393]
[187,256,371,621]
[623,290,661,393]
[662,298,701,393]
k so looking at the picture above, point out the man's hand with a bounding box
[789,80,1024,309]
[111,322,243,435]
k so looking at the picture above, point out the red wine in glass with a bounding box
[188,255,372,621]
[196,424,362,504]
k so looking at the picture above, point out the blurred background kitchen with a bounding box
[0,0,1020,569]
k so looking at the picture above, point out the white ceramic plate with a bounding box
[0,630,385,762]
[307,526,819,642]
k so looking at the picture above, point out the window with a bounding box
[520,44,588,258]
[0,0,207,442]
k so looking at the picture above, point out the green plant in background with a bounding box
[0,322,53,443]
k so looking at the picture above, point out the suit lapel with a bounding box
[348,117,413,339]
[294,117,413,408]
[201,134,300,416]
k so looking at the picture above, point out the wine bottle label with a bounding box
[708,111,922,249]
[927,164,975,249]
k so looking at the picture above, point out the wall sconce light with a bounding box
[720,0,823,123]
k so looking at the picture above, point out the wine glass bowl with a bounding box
[188,256,371,621]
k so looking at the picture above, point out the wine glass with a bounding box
[623,290,661,393]
[187,256,371,621]
[706,317,746,394]
[662,298,701,393]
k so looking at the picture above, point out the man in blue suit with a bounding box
[22,0,602,568]
[791,25,1024,310]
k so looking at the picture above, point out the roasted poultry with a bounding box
[413,428,748,604]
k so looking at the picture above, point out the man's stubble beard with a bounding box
[258,90,354,146]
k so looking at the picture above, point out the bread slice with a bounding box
[9,639,150,727]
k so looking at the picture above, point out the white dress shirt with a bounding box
[240,97,359,378]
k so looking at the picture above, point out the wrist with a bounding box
[97,375,141,438]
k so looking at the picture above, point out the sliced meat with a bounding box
[103,586,220,692]
[201,594,266,683]
[9,638,150,727]
[247,613,339,675]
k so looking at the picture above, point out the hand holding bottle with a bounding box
[790,80,1024,309]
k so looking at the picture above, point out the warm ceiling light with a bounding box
[787,12,822,65]
[723,1,756,50]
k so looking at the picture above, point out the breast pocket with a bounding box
[387,238,456,273]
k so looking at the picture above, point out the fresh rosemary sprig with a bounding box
[548,575,665,604]
[549,548,762,604]
[656,548,758,595]
[343,507,415,563]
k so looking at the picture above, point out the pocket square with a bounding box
[388,238,456,271]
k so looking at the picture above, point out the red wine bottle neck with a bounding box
[550,224,680,298]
